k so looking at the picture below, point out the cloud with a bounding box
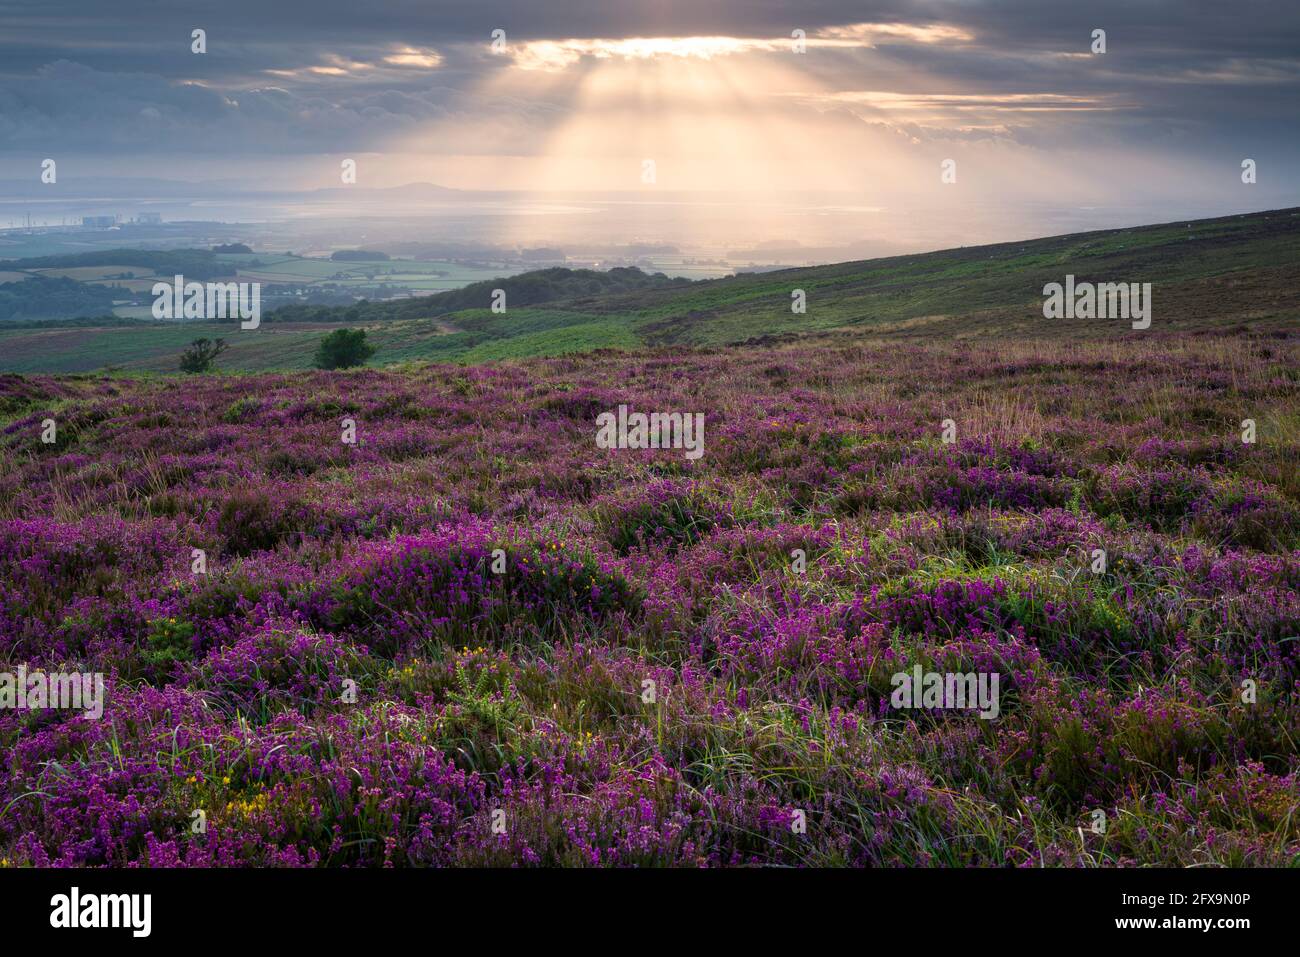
[383,47,444,69]
[0,60,469,154]
[502,21,975,72]
[0,0,1292,194]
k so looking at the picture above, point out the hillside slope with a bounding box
[1,208,1296,373]
[630,207,1300,345]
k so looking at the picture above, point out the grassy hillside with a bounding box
[2,207,1297,373]
[652,208,1300,345]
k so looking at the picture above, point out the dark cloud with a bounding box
[0,0,1295,167]
[3,0,1297,70]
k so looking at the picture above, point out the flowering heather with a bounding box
[0,333,1297,868]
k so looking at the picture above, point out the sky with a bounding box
[0,0,1296,241]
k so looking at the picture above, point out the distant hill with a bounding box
[1,208,1297,373]
[0,275,118,322]
[266,265,688,324]
[0,248,229,281]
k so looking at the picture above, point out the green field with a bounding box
[2,207,1297,374]
[0,248,524,322]
[218,254,515,290]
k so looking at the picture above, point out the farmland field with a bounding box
[0,329,1297,866]
[0,249,529,323]
[222,255,514,287]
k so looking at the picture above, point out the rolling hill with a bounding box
[2,207,1296,374]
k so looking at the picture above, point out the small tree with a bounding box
[314,328,376,370]
[179,337,228,373]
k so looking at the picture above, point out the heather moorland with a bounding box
[1,327,1296,866]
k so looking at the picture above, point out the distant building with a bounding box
[82,215,117,227]
[136,212,162,224]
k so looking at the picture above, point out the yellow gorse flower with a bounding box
[224,792,272,817]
